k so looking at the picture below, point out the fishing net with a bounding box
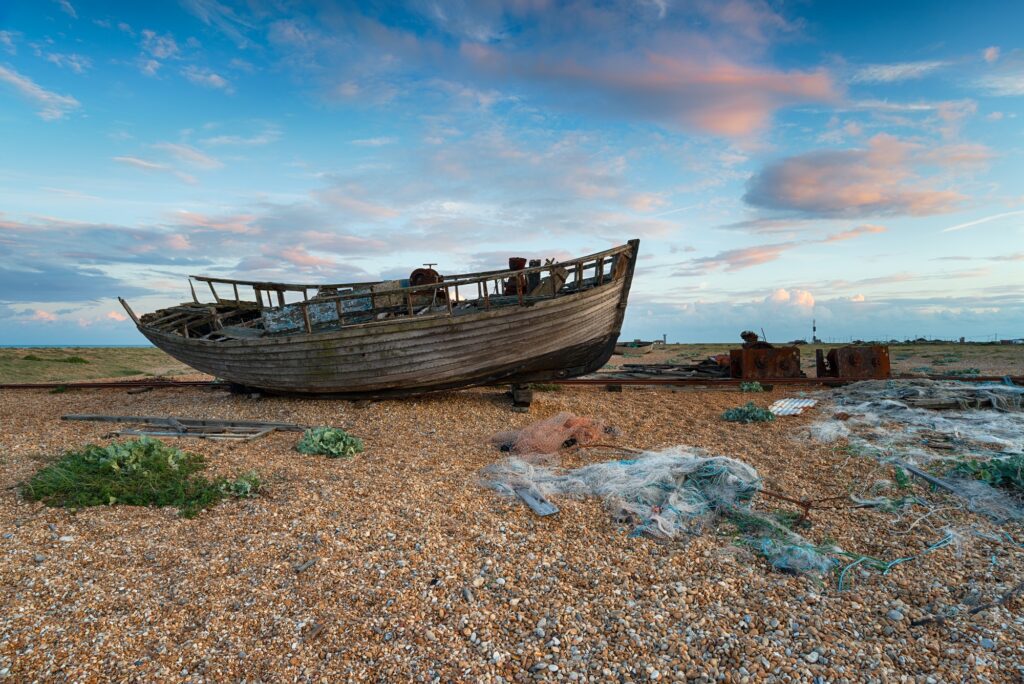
[490,412,617,454]
[809,379,1024,521]
[480,447,836,574]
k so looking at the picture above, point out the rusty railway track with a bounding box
[1,374,1020,391]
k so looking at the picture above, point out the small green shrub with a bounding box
[297,427,364,458]
[949,455,1023,492]
[22,354,44,361]
[22,438,260,517]
[946,368,981,376]
[740,381,765,393]
[722,402,775,424]
[222,471,262,498]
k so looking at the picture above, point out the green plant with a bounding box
[949,455,1024,492]
[49,385,68,394]
[222,471,262,498]
[740,381,765,393]
[946,368,981,376]
[893,466,912,490]
[22,438,260,517]
[530,383,562,392]
[22,354,44,361]
[297,427,364,458]
[722,402,775,423]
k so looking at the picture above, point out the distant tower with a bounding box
[812,318,819,343]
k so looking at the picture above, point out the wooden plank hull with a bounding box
[137,247,637,396]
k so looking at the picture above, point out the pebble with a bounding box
[1,375,1022,682]
[887,610,904,622]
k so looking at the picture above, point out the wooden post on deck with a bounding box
[301,303,312,333]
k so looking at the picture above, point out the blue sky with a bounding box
[0,0,1021,345]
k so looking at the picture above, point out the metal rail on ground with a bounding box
[0,374,1020,390]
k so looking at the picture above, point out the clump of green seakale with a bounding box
[722,402,775,423]
[950,454,1024,493]
[296,427,364,458]
[22,438,261,517]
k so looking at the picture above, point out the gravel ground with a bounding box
[1,382,1022,682]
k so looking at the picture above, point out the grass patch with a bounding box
[22,354,89,364]
[739,381,765,393]
[530,383,562,392]
[296,427,364,458]
[21,438,261,518]
[949,455,1023,492]
[946,367,981,376]
[722,402,775,423]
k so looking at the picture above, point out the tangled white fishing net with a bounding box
[480,447,837,574]
[810,379,1024,521]
[482,448,760,537]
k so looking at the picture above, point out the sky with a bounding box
[0,0,1022,345]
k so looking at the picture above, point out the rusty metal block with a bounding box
[729,347,802,379]
[815,345,890,379]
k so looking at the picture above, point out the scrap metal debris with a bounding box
[769,398,819,416]
[816,345,891,380]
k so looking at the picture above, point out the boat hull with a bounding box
[138,258,635,396]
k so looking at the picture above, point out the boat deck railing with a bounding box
[183,242,634,334]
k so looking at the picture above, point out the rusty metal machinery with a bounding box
[816,345,891,379]
[729,346,803,380]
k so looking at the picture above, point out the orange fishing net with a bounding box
[491,412,617,454]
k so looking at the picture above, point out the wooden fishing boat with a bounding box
[614,339,656,355]
[119,240,639,396]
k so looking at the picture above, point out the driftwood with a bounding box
[61,414,306,441]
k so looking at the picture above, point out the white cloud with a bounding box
[55,0,77,19]
[0,65,80,120]
[851,60,947,83]
[141,30,179,59]
[112,156,197,184]
[976,72,1024,96]
[0,30,17,54]
[182,65,232,92]
[351,137,397,147]
[153,142,223,169]
[942,209,1024,233]
[983,46,1000,63]
[45,52,92,73]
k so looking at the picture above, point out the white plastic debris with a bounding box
[769,398,818,416]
